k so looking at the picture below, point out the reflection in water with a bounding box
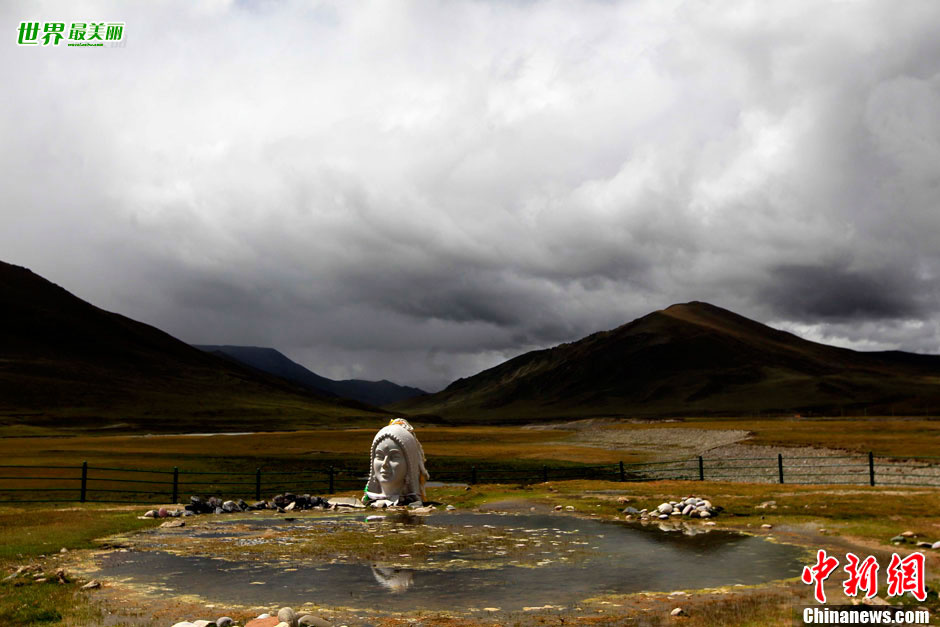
[95,512,806,611]
[371,564,414,593]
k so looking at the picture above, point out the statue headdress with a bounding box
[364,418,429,503]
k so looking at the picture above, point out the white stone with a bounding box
[328,496,365,508]
[278,606,298,627]
[657,503,673,514]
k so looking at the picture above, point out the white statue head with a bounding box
[364,418,429,504]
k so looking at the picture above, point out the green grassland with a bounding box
[1,417,938,624]
[1,478,938,626]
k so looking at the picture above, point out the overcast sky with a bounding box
[3,1,940,391]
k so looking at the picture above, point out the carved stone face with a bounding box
[372,438,407,499]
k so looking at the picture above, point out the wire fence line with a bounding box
[0,453,937,505]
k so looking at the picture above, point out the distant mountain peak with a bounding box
[394,302,940,422]
[194,345,426,407]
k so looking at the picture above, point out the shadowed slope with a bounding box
[394,302,940,422]
[0,261,390,432]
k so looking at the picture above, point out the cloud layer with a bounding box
[3,0,940,390]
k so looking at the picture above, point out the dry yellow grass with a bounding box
[0,426,634,469]
[1,418,937,479]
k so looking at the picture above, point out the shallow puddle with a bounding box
[95,511,805,611]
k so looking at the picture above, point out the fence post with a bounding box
[698,456,704,481]
[80,461,88,503]
[777,454,784,484]
[172,467,179,504]
[619,461,625,482]
[868,452,875,487]
[255,468,262,501]
[542,465,548,483]
[471,466,477,485]
[328,466,334,494]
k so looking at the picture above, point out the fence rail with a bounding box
[0,452,937,505]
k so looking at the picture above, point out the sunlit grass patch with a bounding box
[0,505,158,561]
[0,573,124,627]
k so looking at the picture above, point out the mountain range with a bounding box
[393,301,940,422]
[0,261,392,433]
[194,345,425,406]
[4,259,940,431]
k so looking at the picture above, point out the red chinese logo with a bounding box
[802,550,927,603]
[843,552,879,598]
[886,552,926,602]
[802,549,840,603]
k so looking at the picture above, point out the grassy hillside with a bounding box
[395,302,940,422]
[0,261,391,433]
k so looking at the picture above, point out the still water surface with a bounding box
[97,511,805,610]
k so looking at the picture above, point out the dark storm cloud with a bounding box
[3,0,940,390]
[761,264,927,321]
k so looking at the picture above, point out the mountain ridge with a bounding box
[394,301,940,422]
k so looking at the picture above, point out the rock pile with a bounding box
[890,531,940,549]
[144,494,332,518]
[170,606,331,627]
[622,496,721,521]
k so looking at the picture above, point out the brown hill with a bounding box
[394,302,940,422]
[0,261,391,433]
